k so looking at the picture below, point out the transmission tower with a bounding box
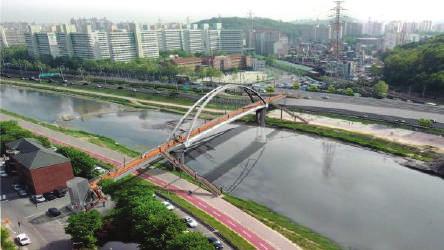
[330,1,345,61]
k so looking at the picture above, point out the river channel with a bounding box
[1,84,443,250]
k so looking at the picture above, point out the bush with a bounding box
[418,118,433,128]
[327,85,336,93]
[345,87,354,96]
[307,85,319,92]
[292,82,300,90]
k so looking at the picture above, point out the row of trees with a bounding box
[0,120,50,154]
[79,177,215,250]
[56,146,100,179]
[1,46,223,82]
[382,34,444,97]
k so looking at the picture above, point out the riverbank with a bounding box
[268,110,444,153]
[1,80,224,116]
[243,116,438,162]
[0,109,140,158]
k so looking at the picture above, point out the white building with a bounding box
[183,28,204,53]
[70,32,110,60]
[108,32,138,62]
[139,31,160,58]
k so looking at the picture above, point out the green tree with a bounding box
[167,232,214,250]
[0,120,50,154]
[56,146,97,178]
[373,80,389,98]
[265,85,275,93]
[65,210,103,249]
[345,87,354,96]
[327,85,336,93]
[1,226,16,250]
[292,82,300,90]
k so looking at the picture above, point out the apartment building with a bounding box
[183,28,204,53]
[220,29,243,54]
[108,32,138,61]
[24,22,243,62]
[70,32,110,60]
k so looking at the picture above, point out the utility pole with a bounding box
[330,1,345,61]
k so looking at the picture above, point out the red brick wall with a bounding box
[29,162,74,194]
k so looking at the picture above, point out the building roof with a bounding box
[13,148,70,170]
[6,138,42,154]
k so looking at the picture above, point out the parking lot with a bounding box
[1,174,72,250]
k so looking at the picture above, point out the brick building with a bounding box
[6,138,74,194]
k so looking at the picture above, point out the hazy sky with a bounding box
[1,0,443,24]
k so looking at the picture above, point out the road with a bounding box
[277,89,444,125]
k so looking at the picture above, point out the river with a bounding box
[1,84,443,250]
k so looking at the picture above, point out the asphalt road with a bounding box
[278,89,444,124]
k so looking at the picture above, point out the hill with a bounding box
[196,17,312,41]
[382,34,444,98]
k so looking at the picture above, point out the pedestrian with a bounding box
[188,190,192,195]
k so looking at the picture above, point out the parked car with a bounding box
[161,201,175,210]
[207,237,223,249]
[18,189,28,197]
[43,192,57,201]
[16,233,31,246]
[31,195,46,203]
[184,217,198,228]
[47,207,62,217]
[12,184,24,191]
[53,187,68,198]
[1,194,7,201]
[0,170,8,177]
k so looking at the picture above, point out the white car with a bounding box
[16,233,31,245]
[162,201,175,210]
[184,216,198,228]
[31,195,46,203]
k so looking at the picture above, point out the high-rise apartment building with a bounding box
[0,22,28,47]
[139,31,160,58]
[363,21,383,36]
[70,32,110,60]
[183,28,204,53]
[108,32,138,61]
[220,29,243,54]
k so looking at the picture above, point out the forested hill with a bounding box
[196,17,310,41]
[383,34,444,98]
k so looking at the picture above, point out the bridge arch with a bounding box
[170,84,267,147]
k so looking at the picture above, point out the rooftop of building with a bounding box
[8,138,70,170]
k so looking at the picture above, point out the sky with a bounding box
[1,0,443,24]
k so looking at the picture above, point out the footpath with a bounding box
[1,113,300,250]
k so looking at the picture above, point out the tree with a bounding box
[292,82,300,90]
[373,80,389,98]
[345,87,354,96]
[0,120,50,154]
[56,146,98,178]
[167,232,214,250]
[265,85,275,93]
[65,210,103,249]
[1,226,16,250]
[327,85,336,93]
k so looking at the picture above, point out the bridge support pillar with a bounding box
[256,108,266,127]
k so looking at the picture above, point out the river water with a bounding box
[1,85,443,250]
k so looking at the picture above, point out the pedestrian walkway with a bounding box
[141,168,300,250]
[0,113,129,166]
